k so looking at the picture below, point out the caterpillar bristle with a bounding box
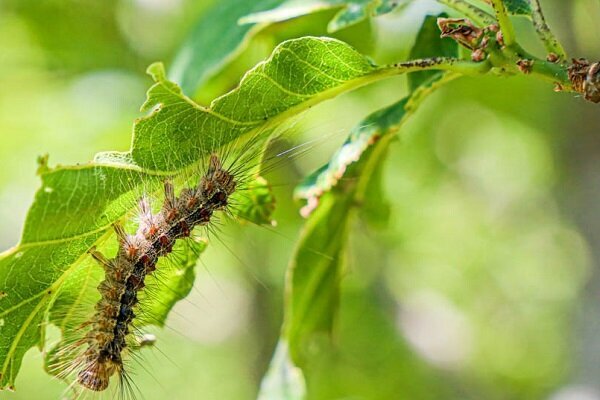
[77,358,118,392]
[113,223,128,244]
[88,247,112,270]
[163,180,176,212]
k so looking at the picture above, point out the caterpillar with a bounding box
[78,154,235,392]
[48,151,247,396]
[42,116,337,398]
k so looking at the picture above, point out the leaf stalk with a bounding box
[489,0,517,46]
[530,0,568,62]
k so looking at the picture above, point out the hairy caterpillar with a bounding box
[75,154,235,392]
[43,124,329,398]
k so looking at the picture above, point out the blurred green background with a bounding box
[1,0,600,399]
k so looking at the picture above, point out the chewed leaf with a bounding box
[240,0,403,33]
[503,0,532,16]
[138,238,208,327]
[131,37,378,173]
[170,0,285,95]
[286,97,414,369]
[0,36,409,389]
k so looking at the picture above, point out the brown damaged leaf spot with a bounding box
[438,18,484,51]
[437,18,502,62]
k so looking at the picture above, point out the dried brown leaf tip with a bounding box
[437,18,500,62]
[568,58,600,103]
[438,18,484,51]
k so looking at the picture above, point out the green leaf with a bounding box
[375,0,405,15]
[132,38,379,172]
[359,151,391,229]
[329,1,372,32]
[240,0,403,33]
[408,13,458,91]
[139,238,208,327]
[284,189,353,365]
[503,0,532,16]
[43,236,207,381]
[285,61,459,373]
[170,0,284,95]
[258,341,306,400]
[287,96,416,366]
[0,36,414,389]
[235,176,277,226]
[0,166,157,389]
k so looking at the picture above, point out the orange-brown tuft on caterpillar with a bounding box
[77,358,119,391]
[67,153,237,393]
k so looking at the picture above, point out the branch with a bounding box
[530,0,568,61]
[489,0,516,46]
[388,57,492,76]
[530,58,570,86]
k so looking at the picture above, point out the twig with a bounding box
[489,0,516,46]
[530,0,568,62]
[388,57,492,76]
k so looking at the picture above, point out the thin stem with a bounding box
[384,53,573,93]
[489,0,517,46]
[530,59,571,88]
[502,45,572,88]
[387,57,492,77]
[436,0,495,26]
[530,0,568,61]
